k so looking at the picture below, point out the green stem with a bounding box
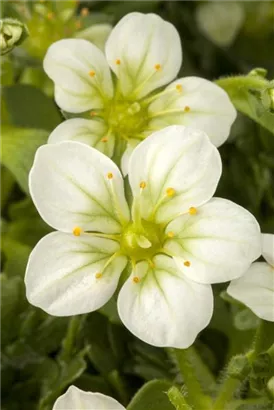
[167,386,192,410]
[213,378,240,410]
[172,347,212,409]
[253,319,274,355]
[59,315,84,362]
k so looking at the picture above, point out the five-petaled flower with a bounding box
[25,126,261,348]
[53,385,125,410]
[228,234,274,322]
[44,12,236,174]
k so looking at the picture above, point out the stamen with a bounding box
[107,172,113,179]
[166,187,176,197]
[176,84,183,93]
[101,137,108,143]
[133,276,140,283]
[95,272,103,279]
[184,106,190,112]
[90,111,97,117]
[73,226,82,236]
[115,59,121,65]
[167,231,175,238]
[47,12,54,20]
[154,63,162,71]
[75,21,82,29]
[139,181,146,189]
[81,7,89,16]
[184,261,191,267]
[189,207,197,215]
[89,70,96,77]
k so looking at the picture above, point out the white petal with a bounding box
[262,233,274,266]
[121,140,139,176]
[227,262,274,322]
[26,232,127,316]
[48,118,115,158]
[165,198,261,284]
[53,385,126,409]
[29,141,130,234]
[44,39,113,113]
[128,125,221,224]
[118,255,213,348]
[148,77,237,147]
[75,23,112,51]
[105,12,182,99]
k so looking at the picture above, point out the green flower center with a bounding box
[120,220,165,262]
[104,99,149,140]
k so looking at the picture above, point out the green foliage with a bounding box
[1,1,274,410]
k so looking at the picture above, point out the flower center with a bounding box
[120,220,164,262]
[105,99,149,140]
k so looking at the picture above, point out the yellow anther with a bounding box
[89,70,96,77]
[101,137,108,143]
[184,261,191,267]
[166,187,176,197]
[176,84,183,92]
[184,106,190,112]
[139,181,146,189]
[95,272,103,279]
[167,231,175,238]
[133,276,140,283]
[189,207,197,215]
[90,111,97,117]
[81,7,89,16]
[75,21,82,29]
[107,172,113,179]
[115,59,121,65]
[47,12,54,20]
[73,226,82,236]
[154,63,162,71]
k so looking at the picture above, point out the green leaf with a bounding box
[1,126,48,193]
[2,84,61,130]
[216,75,274,135]
[127,380,175,410]
[2,238,31,277]
[1,274,28,346]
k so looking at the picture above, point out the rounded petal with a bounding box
[53,385,126,410]
[227,262,274,322]
[48,118,115,158]
[165,198,261,284]
[29,141,130,234]
[121,140,139,176]
[26,232,127,316]
[262,233,274,266]
[105,12,182,99]
[148,77,237,147]
[44,39,113,113]
[118,255,213,348]
[75,23,112,51]
[128,125,221,224]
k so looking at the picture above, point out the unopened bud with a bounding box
[227,354,251,380]
[0,18,29,55]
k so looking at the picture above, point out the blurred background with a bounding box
[1,2,274,409]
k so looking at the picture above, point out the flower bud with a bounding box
[0,18,29,55]
[227,354,251,380]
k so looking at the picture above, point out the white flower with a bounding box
[227,234,274,322]
[44,12,237,172]
[53,385,125,410]
[25,126,260,348]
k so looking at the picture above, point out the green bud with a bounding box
[227,354,251,380]
[0,18,29,55]
[248,68,268,78]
